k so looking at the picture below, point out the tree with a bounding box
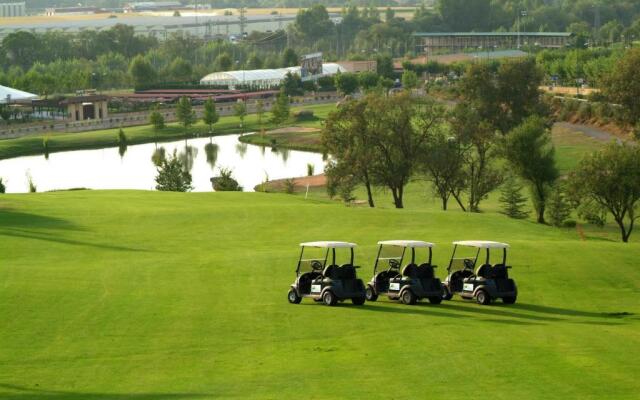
[175,96,195,131]
[255,99,265,129]
[167,57,192,82]
[129,55,157,88]
[216,53,232,71]
[366,92,445,209]
[459,59,546,134]
[401,70,419,89]
[546,184,572,227]
[270,89,290,125]
[449,104,503,212]
[358,71,379,91]
[334,72,359,95]
[234,100,247,133]
[499,175,530,219]
[419,128,465,211]
[569,142,640,243]
[282,72,303,96]
[438,0,492,32]
[323,99,377,207]
[155,150,193,192]
[503,116,558,224]
[282,48,299,67]
[202,97,219,134]
[376,54,394,79]
[603,48,640,134]
[291,5,334,45]
[149,109,165,131]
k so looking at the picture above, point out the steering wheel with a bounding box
[463,259,474,270]
[388,259,400,269]
[310,261,323,271]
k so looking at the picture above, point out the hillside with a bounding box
[0,190,639,399]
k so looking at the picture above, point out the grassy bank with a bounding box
[0,103,337,161]
[0,190,638,399]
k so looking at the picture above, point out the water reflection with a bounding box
[178,145,198,172]
[0,134,325,193]
[235,142,248,158]
[204,142,219,170]
[151,147,166,167]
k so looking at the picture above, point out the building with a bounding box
[0,84,37,104]
[124,2,182,12]
[414,32,572,54]
[60,95,109,121]
[0,2,25,17]
[335,60,377,73]
[200,63,345,89]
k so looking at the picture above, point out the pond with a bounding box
[0,134,326,193]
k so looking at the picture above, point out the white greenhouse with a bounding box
[199,63,345,89]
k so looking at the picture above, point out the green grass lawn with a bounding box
[0,103,336,161]
[1,190,638,399]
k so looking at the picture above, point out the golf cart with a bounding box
[365,240,443,305]
[442,241,517,305]
[288,241,367,306]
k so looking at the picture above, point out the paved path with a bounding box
[555,122,623,143]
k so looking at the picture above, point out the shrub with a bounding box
[26,172,36,193]
[294,110,315,121]
[0,177,5,193]
[577,102,592,121]
[283,178,296,194]
[307,163,314,177]
[546,184,572,227]
[498,175,530,219]
[117,128,127,144]
[211,167,242,191]
[155,150,193,192]
[577,202,607,227]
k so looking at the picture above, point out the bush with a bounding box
[0,177,5,193]
[211,167,242,191]
[498,175,530,219]
[546,184,572,227]
[117,128,127,145]
[294,110,315,121]
[577,202,607,227]
[26,172,37,193]
[155,150,193,192]
[283,178,296,194]
[307,163,314,177]
[577,102,592,121]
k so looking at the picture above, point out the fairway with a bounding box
[1,190,639,399]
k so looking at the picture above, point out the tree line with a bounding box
[323,54,640,243]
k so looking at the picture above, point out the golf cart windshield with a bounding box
[449,241,509,271]
[377,245,405,270]
[297,242,356,275]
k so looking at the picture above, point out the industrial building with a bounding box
[0,2,25,17]
[414,32,573,54]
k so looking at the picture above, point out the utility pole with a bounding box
[517,10,527,49]
[239,5,246,39]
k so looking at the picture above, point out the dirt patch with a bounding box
[258,174,326,191]
[265,126,321,134]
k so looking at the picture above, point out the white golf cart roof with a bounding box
[453,241,509,249]
[378,240,435,248]
[300,241,357,248]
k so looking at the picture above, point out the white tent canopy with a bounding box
[0,85,37,104]
[200,63,346,89]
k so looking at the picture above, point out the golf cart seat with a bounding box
[298,272,323,294]
[402,263,418,278]
[416,263,436,280]
[491,264,509,279]
[476,264,493,279]
[322,264,338,279]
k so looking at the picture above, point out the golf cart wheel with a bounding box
[442,286,453,301]
[365,286,378,302]
[476,290,491,305]
[351,297,366,306]
[428,296,442,305]
[401,290,417,305]
[322,291,337,306]
[502,296,517,304]
[287,289,302,304]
